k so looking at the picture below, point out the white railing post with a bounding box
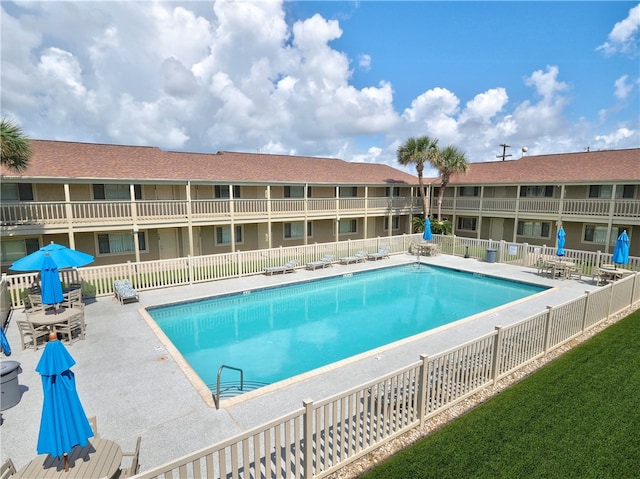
[543,305,554,354]
[303,398,314,479]
[236,250,242,277]
[417,354,429,427]
[580,291,591,332]
[491,326,504,384]
[187,255,194,284]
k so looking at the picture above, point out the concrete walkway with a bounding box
[0,254,600,473]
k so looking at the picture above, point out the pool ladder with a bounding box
[214,364,244,409]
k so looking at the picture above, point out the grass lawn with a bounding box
[359,309,640,479]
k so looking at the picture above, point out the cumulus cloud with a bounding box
[596,3,640,56]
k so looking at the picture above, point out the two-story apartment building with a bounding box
[0,140,422,271]
[427,148,640,257]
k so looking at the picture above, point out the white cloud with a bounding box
[358,53,371,71]
[596,4,640,56]
[614,74,634,99]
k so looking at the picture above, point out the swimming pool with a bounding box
[147,265,546,392]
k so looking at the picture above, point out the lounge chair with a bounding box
[113,279,139,304]
[306,254,334,270]
[367,247,390,261]
[264,260,298,275]
[339,251,367,264]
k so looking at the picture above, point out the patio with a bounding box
[0,254,601,474]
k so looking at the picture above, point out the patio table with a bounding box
[14,437,122,479]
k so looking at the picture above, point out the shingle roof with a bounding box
[429,148,640,185]
[0,140,419,186]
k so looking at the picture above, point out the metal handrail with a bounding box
[214,364,244,409]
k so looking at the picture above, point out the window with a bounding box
[215,185,241,199]
[517,221,550,238]
[339,187,358,197]
[284,222,312,239]
[588,185,614,199]
[616,185,635,199]
[1,183,34,201]
[97,232,146,254]
[284,186,307,198]
[1,238,39,263]
[385,187,400,197]
[93,184,142,200]
[338,219,357,234]
[584,225,627,244]
[215,225,243,244]
[457,217,478,231]
[459,186,479,197]
[384,217,399,231]
[520,185,553,197]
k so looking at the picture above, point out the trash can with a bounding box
[1,360,22,410]
[486,248,497,263]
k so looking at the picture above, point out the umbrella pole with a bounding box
[64,453,69,472]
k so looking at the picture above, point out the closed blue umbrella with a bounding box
[36,334,93,471]
[612,230,630,266]
[0,328,11,356]
[9,242,94,272]
[40,255,64,308]
[423,217,433,241]
[556,227,566,257]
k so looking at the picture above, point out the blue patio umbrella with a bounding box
[423,217,433,241]
[9,242,94,272]
[612,230,630,266]
[36,334,93,471]
[40,254,64,308]
[0,328,11,356]
[556,227,566,257]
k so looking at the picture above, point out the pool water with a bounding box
[148,265,546,390]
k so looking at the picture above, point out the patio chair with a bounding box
[119,436,142,478]
[113,279,139,305]
[62,287,83,310]
[88,416,99,438]
[55,310,85,344]
[339,250,367,265]
[16,320,49,351]
[264,260,298,276]
[367,247,390,261]
[0,458,16,479]
[306,254,334,270]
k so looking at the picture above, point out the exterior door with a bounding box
[490,218,504,241]
[158,228,179,260]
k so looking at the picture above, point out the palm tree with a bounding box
[431,144,469,221]
[1,117,32,172]
[397,136,439,218]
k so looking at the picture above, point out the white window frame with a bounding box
[338,219,357,234]
[96,232,147,256]
[215,225,243,245]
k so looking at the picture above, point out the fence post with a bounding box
[580,291,591,333]
[491,326,504,385]
[522,242,530,267]
[543,305,554,354]
[187,255,194,284]
[236,250,242,278]
[417,354,429,427]
[303,398,314,479]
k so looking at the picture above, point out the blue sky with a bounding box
[1,1,638,174]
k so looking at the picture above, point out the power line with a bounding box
[497,143,512,161]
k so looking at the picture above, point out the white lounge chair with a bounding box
[306,255,334,270]
[113,279,139,304]
[367,247,390,261]
[264,260,298,275]
[339,251,367,264]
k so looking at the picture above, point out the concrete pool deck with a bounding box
[0,253,602,474]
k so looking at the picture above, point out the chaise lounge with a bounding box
[306,255,334,270]
[113,279,140,305]
[367,247,390,261]
[264,260,298,275]
[339,251,367,265]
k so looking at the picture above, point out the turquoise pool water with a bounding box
[148,265,546,390]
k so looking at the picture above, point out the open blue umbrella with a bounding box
[612,230,630,267]
[556,227,566,257]
[9,242,94,272]
[0,328,11,356]
[40,254,64,308]
[423,217,433,241]
[36,334,93,471]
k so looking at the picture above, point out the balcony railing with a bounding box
[0,197,422,229]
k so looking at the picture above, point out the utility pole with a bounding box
[497,143,512,161]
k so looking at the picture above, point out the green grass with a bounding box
[359,310,640,479]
